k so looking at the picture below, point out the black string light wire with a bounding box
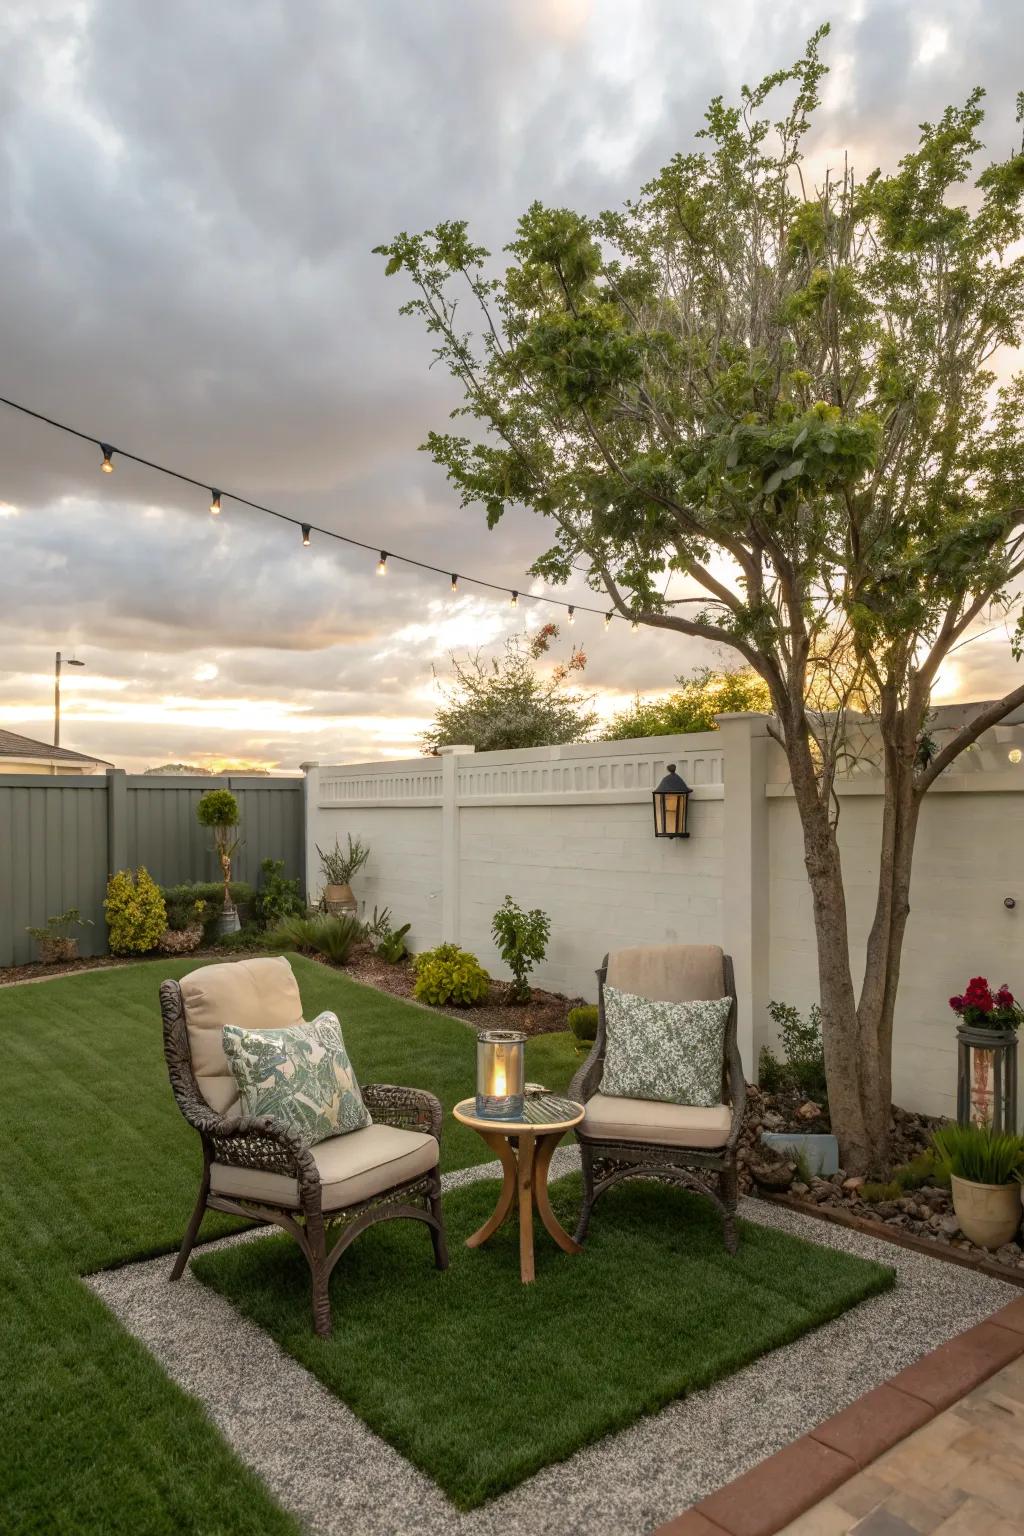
[0,394,638,626]
[0,399,641,632]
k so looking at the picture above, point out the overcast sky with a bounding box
[1,0,1021,771]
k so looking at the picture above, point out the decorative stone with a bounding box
[842,1176,865,1192]
[796,1100,822,1120]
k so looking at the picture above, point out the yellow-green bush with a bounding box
[413,943,490,1007]
[104,867,167,955]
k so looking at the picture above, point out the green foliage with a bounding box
[568,1004,599,1043]
[164,894,208,932]
[862,1150,949,1203]
[195,788,240,827]
[377,924,411,964]
[104,868,167,955]
[490,895,551,1003]
[216,926,282,952]
[760,1000,827,1103]
[364,905,393,940]
[603,666,772,739]
[272,913,364,966]
[316,835,370,885]
[413,943,491,1007]
[25,908,92,942]
[861,1179,901,1204]
[252,858,303,929]
[422,626,596,753]
[931,1123,1024,1185]
[161,881,254,938]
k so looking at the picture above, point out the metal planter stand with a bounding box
[956,1025,1019,1134]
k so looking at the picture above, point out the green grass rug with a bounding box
[194,1172,895,1509]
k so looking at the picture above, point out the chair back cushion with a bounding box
[222,1010,371,1145]
[605,944,725,1003]
[180,956,303,1114]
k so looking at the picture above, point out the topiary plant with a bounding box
[196,789,242,915]
[104,867,167,954]
[413,943,490,1007]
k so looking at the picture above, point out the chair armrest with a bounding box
[725,1036,747,1151]
[568,1043,602,1106]
[363,1084,442,1142]
[206,1113,319,1183]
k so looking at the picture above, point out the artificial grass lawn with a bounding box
[0,955,577,1535]
[194,1173,895,1509]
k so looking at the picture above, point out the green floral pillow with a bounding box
[600,986,731,1107]
[222,1009,372,1146]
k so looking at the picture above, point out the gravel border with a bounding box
[86,1151,1016,1536]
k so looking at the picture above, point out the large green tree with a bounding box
[603,665,772,739]
[378,28,1024,1172]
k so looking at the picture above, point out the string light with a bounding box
[0,394,630,632]
[631,618,640,631]
[605,611,613,630]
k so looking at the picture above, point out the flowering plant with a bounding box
[949,977,1024,1032]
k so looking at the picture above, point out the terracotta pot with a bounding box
[950,1173,1022,1249]
[37,935,79,964]
[324,882,356,915]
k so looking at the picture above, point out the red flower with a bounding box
[996,985,1014,1007]
[949,995,965,1012]
[963,976,995,1013]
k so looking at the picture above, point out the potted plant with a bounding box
[316,835,369,915]
[932,1123,1024,1249]
[196,789,243,935]
[949,976,1022,1129]
[25,908,92,964]
[949,977,1024,1039]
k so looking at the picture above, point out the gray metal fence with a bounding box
[0,772,304,966]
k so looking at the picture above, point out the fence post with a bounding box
[716,714,772,1078]
[300,763,319,906]
[106,768,127,876]
[437,746,473,943]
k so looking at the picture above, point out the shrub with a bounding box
[413,943,490,1007]
[196,789,242,906]
[272,913,363,965]
[490,895,550,1003]
[104,868,167,954]
[931,1123,1024,1185]
[252,858,303,929]
[216,926,282,952]
[26,908,92,943]
[568,1004,599,1044]
[760,1000,827,1103]
[316,835,370,886]
[164,895,208,932]
[377,924,411,964]
[161,882,254,939]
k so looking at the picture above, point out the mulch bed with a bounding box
[739,1084,1024,1277]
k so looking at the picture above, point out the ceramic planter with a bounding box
[324,881,356,915]
[950,1173,1021,1249]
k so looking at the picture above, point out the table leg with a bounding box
[464,1131,518,1249]
[534,1132,582,1255]
[517,1132,537,1283]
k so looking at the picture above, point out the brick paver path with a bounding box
[777,1354,1024,1535]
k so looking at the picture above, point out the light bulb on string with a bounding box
[377,551,388,576]
[451,573,458,593]
[100,444,114,473]
[604,611,613,630]
[301,524,311,547]
[567,606,575,626]
[631,617,640,632]
[210,490,221,515]
[510,590,518,609]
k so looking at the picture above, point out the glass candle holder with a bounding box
[475,1029,526,1120]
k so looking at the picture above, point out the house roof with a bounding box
[0,729,113,767]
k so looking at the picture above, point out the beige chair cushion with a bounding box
[210,1123,438,1210]
[606,944,725,1003]
[180,956,304,1114]
[582,1092,731,1148]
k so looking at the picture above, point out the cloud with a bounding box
[1,1,1021,769]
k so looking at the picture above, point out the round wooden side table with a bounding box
[452,1094,584,1283]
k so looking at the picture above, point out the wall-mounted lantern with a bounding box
[652,763,691,839]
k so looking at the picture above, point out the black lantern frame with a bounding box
[652,763,691,839]
[956,1025,1018,1135]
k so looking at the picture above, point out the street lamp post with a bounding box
[54,651,85,747]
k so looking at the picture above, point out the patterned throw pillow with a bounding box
[600,985,731,1107]
[221,1009,372,1146]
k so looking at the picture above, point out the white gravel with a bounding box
[86,1148,1016,1536]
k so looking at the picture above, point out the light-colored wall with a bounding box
[306,720,1024,1123]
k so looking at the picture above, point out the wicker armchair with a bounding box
[160,955,448,1336]
[569,945,745,1253]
